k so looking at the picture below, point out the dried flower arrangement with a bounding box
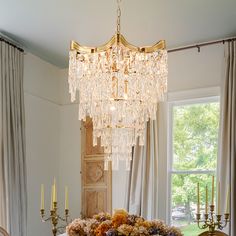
[66,209,183,236]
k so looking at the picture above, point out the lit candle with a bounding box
[40,184,44,210]
[217,181,220,214]
[205,185,208,214]
[197,182,200,214]
[65,186,69,210]
[226,185,230,214]
[212,175,215,205]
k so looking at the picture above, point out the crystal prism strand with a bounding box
[68,50,78,102]
[104,157,109,171]
[125,153,132,171]
[93,132,97,146]
[69,46,168,170]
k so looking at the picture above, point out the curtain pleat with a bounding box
[219,41,236,236]
[0,41,27,236]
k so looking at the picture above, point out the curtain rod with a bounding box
[1,34,236,56]
[167,36,236,53]
[0,37,24,52]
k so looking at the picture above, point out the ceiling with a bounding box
[0,0,236,68]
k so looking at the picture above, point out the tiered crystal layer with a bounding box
[69,42,167,170]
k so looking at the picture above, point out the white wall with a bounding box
[24,53,61,236]
[24,55,82,236]
[168,44,224,92]
[58,69,82,219]
[24,53,61,104]
[58,103,81,219]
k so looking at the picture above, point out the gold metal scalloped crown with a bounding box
[70,33,166,54]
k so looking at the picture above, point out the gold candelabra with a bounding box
[196,177,230,236]
[40,202,69,236]
[196,205,230,235]
[40,181,70,236]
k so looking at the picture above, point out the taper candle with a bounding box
[212,175,214,205]
[217,181,220,214]
[197,182,200,214]
[65,186,69,210]
[51,185,53,210]
[205,185,208,214]
[41,184,44,210]
[53,178,57,203]
[226,185,230,213]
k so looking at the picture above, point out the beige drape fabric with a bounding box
[219,41,236,236]
[0,101,6,229]
[126,119,158,219]
[0,40,27,236]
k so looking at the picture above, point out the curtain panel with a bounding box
[219,41,236,236]
[0,40,27,236]
[126,119,158,219]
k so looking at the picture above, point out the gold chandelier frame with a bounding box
[70,34,166,54]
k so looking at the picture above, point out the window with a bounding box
[168,97,220,236]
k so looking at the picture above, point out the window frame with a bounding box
[167,95,220,225]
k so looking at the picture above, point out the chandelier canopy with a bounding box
[68,0,168,170]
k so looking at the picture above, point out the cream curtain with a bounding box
[0,40,27,236]
[219,41,236,236]
[126,119,158,219]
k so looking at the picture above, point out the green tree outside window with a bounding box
[170,102,220,236]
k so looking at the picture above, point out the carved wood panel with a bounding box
[84,160,108,186]
[81,117,112,218]
[83,189,108,217]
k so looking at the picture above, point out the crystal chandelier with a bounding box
[68,0,168,170]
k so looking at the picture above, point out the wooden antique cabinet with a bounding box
[81,118,112,217]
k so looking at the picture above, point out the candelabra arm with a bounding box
[196,213,210,230]
[41,215,53,222]
[40,209,53,222]
[222,213,230,228]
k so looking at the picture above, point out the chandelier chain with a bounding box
[116,0,122,34]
